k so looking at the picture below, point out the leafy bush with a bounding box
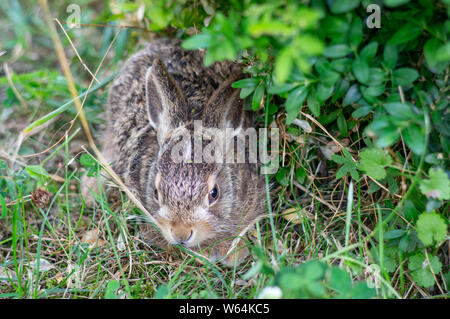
[130,0,449,294]
[254,260,376,299]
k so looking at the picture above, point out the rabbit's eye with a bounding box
[208,185,219,204]
[154,188,159,201]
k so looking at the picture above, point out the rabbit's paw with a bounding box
[210,240,249,267]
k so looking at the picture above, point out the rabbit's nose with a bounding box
[171,227,193,244]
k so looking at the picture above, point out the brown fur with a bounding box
[82,38,266,265]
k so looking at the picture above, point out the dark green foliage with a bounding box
[257,260,376,299]
[151,0,449,294]
[0,0,448,299]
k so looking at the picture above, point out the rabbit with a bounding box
[81,38,266,265]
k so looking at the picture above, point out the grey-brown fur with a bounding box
[83,38,266,265]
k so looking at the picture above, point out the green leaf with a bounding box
[25,165,50,180]
[307,94,320,117]
[154,284,170,299]
[334,164,348,180]
[114,28,129,64]
[297,34,324,55]
[348,164,360,182]
[323,44,351,58]
[182,33,212,50]
[350,282,376,299]
[268,83,298,95]
[315,84,334,103]
[435,42,450,62]
[278,268,304,291]
[267,103,278,115]
[389,24,422,45]
[361,85,385,98]
[403,124,425,155]
[387,172,399,194]
[275,167,289,186]
[352,59,369,84]
[398,234,413,253]
[402,199,419,222]
[0,194,6,219]
[337,112,348,136]
[350,17,363,49]
[343,84,361,106]
[366,119,401,148]
[358,148,393,180]
[419,168,450,200]
[295,167,306,184]
[204,39,236,66]
[319,69,340,87]
[424,38,444,67]
[393,68,419,86]
[416,212,448,246]
[332,149,359,180]
[104,280,120,299]
[370,245,398,273]
[242,261,263,280]
[425,153,443,165]
[330,0,360,14]
[275,48,293,83]
[384,0,410,7]
[148,6,173,30]
[300,260,327,281]
[360,42,378,62]
[285,86,308,121]
[383,45,398,69]
[332,154,347,165]
[368,68,385,85]
[352,106,372,118]
[248,20,292,36]
[329,267,352,295]
[384,229,406,239]
[330,58,352,73]
[80,153,97,168]
[239,87,254,99]
[252,84,264,111]
[409,253,442,288]
[319,110,339,125]
[383,102,415,120]
[232,78,258,89]
[333,79,350,101]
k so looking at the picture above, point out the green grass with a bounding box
[0,1,448,299]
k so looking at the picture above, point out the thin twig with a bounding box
[54,18,100,84]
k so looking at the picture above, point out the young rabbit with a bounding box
[82,38,266,265]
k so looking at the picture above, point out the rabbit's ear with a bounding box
[145,58,187,141]
[203,74,245,136]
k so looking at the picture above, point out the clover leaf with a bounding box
[358,148,393,180]
[416,212,448,246]
[419,168,450,200]
[408,253,442,288]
